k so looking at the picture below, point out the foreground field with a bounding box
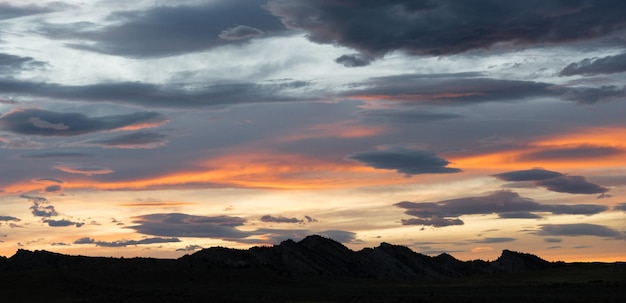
[1,262,624,302]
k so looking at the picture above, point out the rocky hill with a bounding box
[1,235,553,281]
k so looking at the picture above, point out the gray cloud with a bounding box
[472,237,516,243]
[35,177,64,184]
[0,216,20,222]
[543,238,562,243]
[21,195,58,217]
[19,151,92,159]
[219,25,265,40]
[176,245,203,252]
[335,53,374,67]
[613,202,626,212]
[492,168,563,181]
[560,85,625,104]
[267,0,626,59]
[0,3,54,20]
[53,164,113,176]
[317,230,357,243]
[43,219,83,228]
[536,175,609,194]
[358,108,463,124]
[260,215,303,224]
[519,145,624,161]
[493,169,609,194]
[74,236,180,247]
[84,131,168,149]
[44,185,63,192]
[42,1,284,58]
[346,74,556,105]
[537,223,624,239]
[0,109,167,136]
[128,213,252,239]
[395,190,608,227]
[0,79,312,108]
[346,146,461,175]
[0,53,45,73]
[560,52,626,76]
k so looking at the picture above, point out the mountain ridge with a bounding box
[1,235,556,280]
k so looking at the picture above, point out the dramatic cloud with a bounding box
[43,219,83,228]
[0,109,168,136]
[537,224,624,239]
[74,237,180,247]
[492,168,563,181]
[519,145,625,161]
[260,215,303,224]
[128,213,252,239]
[0,79,312,108]
[346,74,555,105]
[267,0,626,59]
[395,190,608,227]
[346,146,461,175]
[560,86,625,104]
[493,169,609,194]
[560,52,626,76]
[43,1,284,58]
[536,176,609,194]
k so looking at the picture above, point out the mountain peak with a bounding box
[494,249,550,272]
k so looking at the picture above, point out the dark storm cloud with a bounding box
[0,216,20,222]
[614,203,626,212]
[260,215,303,224]
[128,213,253,239]
[42,0,284,58]
[0,3,54,20]
[537,223,624,239]
[560,85,626,104]
[84,131,167,149]
[492,168,563,181]
[73,236,180,247]
[346,74,556,105]
[43,219,83,228]
[519,145,624,161]
[19,151,92,159]
[394,190,608,227]
[358,108,463,124]
[560,52,626,76]
[536,175,609,194]
[493,169,609,194]
[346,146,461,175]
[0,79,313,108]
[0,109,167,136]
[266,0,626,60]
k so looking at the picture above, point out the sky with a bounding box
[0,0,625,262]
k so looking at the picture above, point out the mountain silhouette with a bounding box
[2,235,552,280]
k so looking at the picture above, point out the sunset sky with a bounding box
[1,0,625,262]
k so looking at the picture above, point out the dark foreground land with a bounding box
[1,236,624,302]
